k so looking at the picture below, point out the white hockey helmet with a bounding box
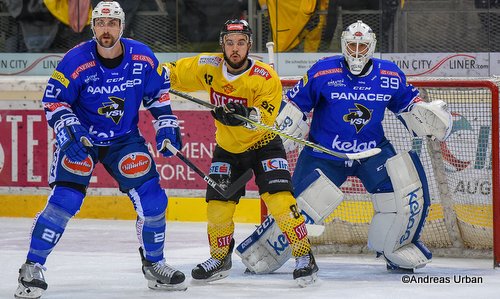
[91,1,125,39]
[341,20,377,75]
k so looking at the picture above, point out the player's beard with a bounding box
[97,33,118,49]
[223,49,249,70]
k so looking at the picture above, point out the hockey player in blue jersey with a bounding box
[237,20,452,275]
[14,2,186,298]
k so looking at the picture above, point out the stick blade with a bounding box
[345,148,382,160]
[222,169,254,198]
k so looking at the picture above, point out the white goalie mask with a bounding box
[341,20,377,75]
[91,1,125,42]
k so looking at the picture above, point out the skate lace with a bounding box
[152,260,177,278]
[200,258,221,271]
[295,254,310,270]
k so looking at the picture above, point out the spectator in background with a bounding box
[5,0,59,52]
[165,0,247,51]
[321,0,399,52]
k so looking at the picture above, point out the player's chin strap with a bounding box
[236,168,343,274]
[399,99,453,141]
[367,151,432,270]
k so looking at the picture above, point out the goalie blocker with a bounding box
[275,99,309,152]
[236,169,343,274]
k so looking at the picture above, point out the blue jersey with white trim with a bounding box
[42,38,171,145]
[286,56,418,160]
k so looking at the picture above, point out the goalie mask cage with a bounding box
[277,77,500,267]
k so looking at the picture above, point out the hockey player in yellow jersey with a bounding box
[163,19,318,287]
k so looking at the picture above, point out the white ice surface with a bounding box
[1,217,499,299]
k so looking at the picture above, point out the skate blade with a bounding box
[387,267,414,274]
[14,285,44,299]
[147,280,187,291]
[295,272,318,288]
[191,269,230,283]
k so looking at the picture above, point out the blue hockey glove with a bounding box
[54,114,92,161]
[154,115,182,157]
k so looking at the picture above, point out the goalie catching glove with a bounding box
[399,99,452,141]
[211,102,261,129]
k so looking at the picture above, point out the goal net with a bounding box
[278,77,500,265]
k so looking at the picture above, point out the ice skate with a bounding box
[139,247,187,291]
[191,239,234,282]
[14,262,48,299]
[293,251,319,287]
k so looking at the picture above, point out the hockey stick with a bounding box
[169,89,381,160]
[266,41,275,69]
[161,140,253,199]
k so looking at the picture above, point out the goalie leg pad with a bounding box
[236,215,292,274]
[367,151,431,269]
[294,168,343,225]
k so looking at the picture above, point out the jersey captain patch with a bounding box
[98,96,125,124]
[343,103,373,133]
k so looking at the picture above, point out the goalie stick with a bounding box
[161,140,253,199]
[169,89,381,160]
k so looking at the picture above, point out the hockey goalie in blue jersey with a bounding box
[237,20,452,275]
[15,2,186,298]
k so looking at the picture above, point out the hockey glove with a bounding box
[54,114,92,161]
[154,115,182,157]
[211,102,250,126]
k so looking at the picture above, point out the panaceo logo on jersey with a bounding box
[331,92,391,102]
[87,78,142,94]
[210,88,248,106]
[199,56,223,67]
[209,162,231,175]
[261,158,289,172]
[249,65,271,80]
[71,60,97,79]
[119,152,152,178]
